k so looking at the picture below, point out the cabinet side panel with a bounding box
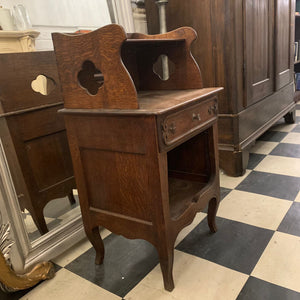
[81,149,151,221]
[211,0,244,113]
[64,114,159,224]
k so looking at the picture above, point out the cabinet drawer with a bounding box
[160,98,217,146]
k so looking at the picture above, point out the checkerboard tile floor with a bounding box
[3,105,300,300]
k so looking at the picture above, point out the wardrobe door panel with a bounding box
[244,0,274,106]
[275,0,295,90]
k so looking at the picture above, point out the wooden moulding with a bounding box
[52,24,202,110]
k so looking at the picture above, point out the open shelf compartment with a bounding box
[167,129,212,219]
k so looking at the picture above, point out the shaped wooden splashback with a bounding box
[52,24,203,110]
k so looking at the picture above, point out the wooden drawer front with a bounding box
[161,98,217,146]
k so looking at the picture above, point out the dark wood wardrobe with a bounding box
[145,0,296,176]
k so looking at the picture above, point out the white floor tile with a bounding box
[271,123,296,132]
[280,132,300,144]
[217,190,292,230]
[174,212,206,246]
[20,268,120,300]
[23,214,54,233]
[254,156,300,177]
[220,169,251,189]
[52,238,92,267]
[44,196,75,219]
[249,141,279,154]
[252,232,300,293]
[52,228,110,267]
[125,250,248,300]
[295,191,300,202]
[58,206,81,223]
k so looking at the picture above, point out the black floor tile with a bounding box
[220,187,232,200]
[0,288,31,300]
[237,276,300,300]
[65,234,159,297]
[292,124,300,133]
[176,217,274,274]
[52,262,62,272]
[236,171,300,201]
[258,131,288,142]
[247,153,266,169]
[270,143,300,158]
[202,187,231,213]
[0,277,46,300]
[277,202,300,236]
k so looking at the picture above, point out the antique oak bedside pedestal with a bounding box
[0,51,75,235]
[52,24,223,291]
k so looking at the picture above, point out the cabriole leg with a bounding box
[85,226,105,265]
[157,239,175,291]
[207,197,219,233]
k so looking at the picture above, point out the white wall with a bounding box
[2,0,112,50]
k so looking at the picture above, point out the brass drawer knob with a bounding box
[192,113,201,121]
[208,104,217,115]
[169,122,176,134]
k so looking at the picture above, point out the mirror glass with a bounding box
[0,0,146,257]
[0,0,116,245]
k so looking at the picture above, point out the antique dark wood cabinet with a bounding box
[294,0,300,102]
[52,24,222,291]
[146,0,296,176]
[0,51,75,234]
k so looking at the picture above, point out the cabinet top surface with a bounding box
[61,87,223,116]
[138,88,222,111]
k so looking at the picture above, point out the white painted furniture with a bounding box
[0,30,39,53]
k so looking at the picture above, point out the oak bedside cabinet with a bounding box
[52,24,222,291]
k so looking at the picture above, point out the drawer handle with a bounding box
[208,104,217,115]
[192,113,201,121]
[169,122,176,134]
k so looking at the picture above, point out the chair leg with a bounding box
[207,197,219,233]
[85,226,105,265]
[157,238,175,292]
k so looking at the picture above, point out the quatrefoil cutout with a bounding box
[77,60,104,95]
[153,54,175,81]
[31,75,56,96]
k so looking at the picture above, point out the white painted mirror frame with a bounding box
[0,0,134,274]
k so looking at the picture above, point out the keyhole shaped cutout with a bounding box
[31,75,56,96]
[153,55,175,81]
[78,60,104,95]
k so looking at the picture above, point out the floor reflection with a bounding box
[22,190,80,242]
